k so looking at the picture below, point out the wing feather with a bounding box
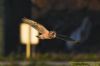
[22,18,49,34]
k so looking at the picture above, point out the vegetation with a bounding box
[0,52,100,61]
[0,52,99,66]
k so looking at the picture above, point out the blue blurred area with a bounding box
[66,17,92,49]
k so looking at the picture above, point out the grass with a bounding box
[0,52,99,61]
[0,53,99,66]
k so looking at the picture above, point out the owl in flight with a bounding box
[22,18,77,42]
[22,18,56,40]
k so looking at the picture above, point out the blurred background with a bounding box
[0,0,100,59]
[0,0,4,55]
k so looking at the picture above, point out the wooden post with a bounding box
[26,26,31,60]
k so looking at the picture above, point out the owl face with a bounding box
[38,31,56,39]
[48,31,56,39]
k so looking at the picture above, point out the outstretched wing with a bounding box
[22,18,49,34]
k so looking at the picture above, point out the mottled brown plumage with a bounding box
[22,18,56,39]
